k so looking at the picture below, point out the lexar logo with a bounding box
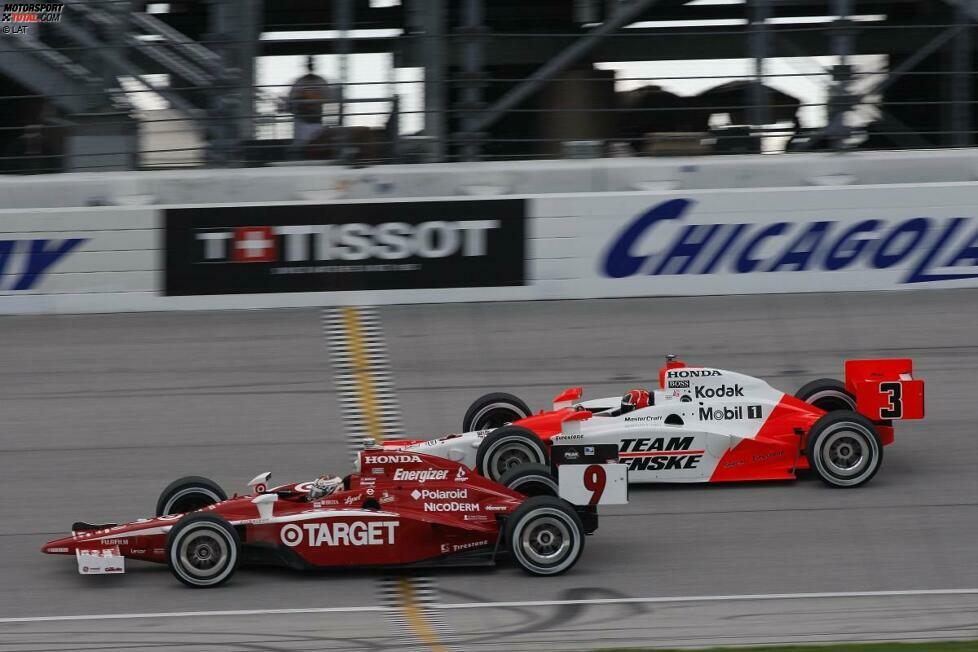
[0,239,86,291]
[602,199,978,283]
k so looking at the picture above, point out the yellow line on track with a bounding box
[397,577,451,652]
[341,306,384,443]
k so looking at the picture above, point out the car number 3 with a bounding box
[879,381,903,419]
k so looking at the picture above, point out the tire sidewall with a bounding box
[156,476,227,517]
[500,464,559,497]
[796,379,856,412]
[477,428,548,481]
[463,393,531,432]
[159,486,224,517]
[808,414,882,487]
[167,515,239,588]
[507,501,583,576]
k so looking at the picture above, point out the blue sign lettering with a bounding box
[0,238,86,291]
[601,200,978,284]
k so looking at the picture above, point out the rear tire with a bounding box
[505,496,584,576]
[476,426,548,482]
[498,463,558,497]
[166,513,240,588]
[463,392,532,432]
[806,411,883,488]
[156,476,227,517]
[795,378,856,412]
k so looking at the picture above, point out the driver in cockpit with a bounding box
[308,475,343,500]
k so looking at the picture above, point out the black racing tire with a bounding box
[156,476,227,517]
[476,426,548,482]
[463,392,532,432]
[795,378,856,412]
[166,513,240,588]
[498,463,558,497]
[505,496,584,576]
[806,411,883,488]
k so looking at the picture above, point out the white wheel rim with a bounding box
[171,523,235,585]
[512,508,580,575]
[814,423,878,486]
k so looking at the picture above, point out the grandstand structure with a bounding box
[0,0,975,172]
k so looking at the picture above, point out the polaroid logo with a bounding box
[0,238,85,291]
[694,384,744,399]
[366,454,424,465]
[603,198,978,284]
[413,488,468,500]
[666,369,722,378]
[194,220,501,265]
[280,520,399,547]
[393,468,449,483]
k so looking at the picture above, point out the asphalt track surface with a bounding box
[1,289,977,651]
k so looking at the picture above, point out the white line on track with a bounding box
[3,588,977,624]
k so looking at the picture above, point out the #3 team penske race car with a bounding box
[383,356,925,489]
[41,449,616,587]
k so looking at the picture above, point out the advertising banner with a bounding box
[164,199,525,296]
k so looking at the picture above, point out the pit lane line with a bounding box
[3,588,978,624]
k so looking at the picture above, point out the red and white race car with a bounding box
[42,450,610,587]
[384,357,925,488]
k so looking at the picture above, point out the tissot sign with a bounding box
[164,200,525,296]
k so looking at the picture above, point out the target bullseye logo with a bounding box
[281,524,303,547]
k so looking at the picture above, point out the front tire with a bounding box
[463,392,532,432]
[476,426,548,481]
[498,463,558,497]
[166,513,240,588]
[156,476,227,517]
[806,411,883,488]
[505,496,584,576]
[795,378,856,412]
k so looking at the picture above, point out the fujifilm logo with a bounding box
[666,369,721,378]
[694,384,744,399]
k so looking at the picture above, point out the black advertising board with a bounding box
[164,199,525,296]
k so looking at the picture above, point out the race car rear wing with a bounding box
[845,358,924,421]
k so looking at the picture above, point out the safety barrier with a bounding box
[2,181,977,314]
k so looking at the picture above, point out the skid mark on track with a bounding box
[322,306,455,652]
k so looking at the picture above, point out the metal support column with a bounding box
[337,0,353,162]
[950,3,973,147]
[748,0,771,131]
[421,0,447,161]
[826,0,854,149]
[458,0,486,160]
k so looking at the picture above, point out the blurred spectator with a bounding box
[287,56,337,158]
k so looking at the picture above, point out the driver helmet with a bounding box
[308,474,343,500]
[620,389,651,414]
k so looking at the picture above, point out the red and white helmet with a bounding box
[621,389,651,413]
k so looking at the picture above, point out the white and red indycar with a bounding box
[42,449,613,587]
[384,357,925,488]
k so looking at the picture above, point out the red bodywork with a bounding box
[42,451,531,570]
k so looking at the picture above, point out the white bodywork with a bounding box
[394,368,792,483]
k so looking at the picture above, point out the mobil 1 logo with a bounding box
[164,199,525,296]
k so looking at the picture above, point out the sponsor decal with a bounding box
[101,539,128,545]
[344,494,363,505]
[619,436,702,472]
[293,481,316,493]
[464,515,489,522]
[752,450,785,462]
[447,539,489,552]
[412,488,468,500]
[555,434,584,440]
[485,504,509,512]
[164,200,526,295]
[694,384,744,399]
[666,369,722,378]
[130,549,147,554]
[563,450,580,460]
[455,466,469,482]
[0,238,85,291]
[584,446,595,455]
[47,547,68,553]
[280,520,399,547]
[667,379,690,388]
[424,502,481,512]
[603,198,978,285]
[698,405,763,420]
[393,468,449,483]
[366,454,423,464]
[624,415,662,422]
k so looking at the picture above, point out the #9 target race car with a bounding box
[383,356,925,488]
[42,449,623,587]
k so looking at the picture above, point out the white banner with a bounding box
[2,183,978,314]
